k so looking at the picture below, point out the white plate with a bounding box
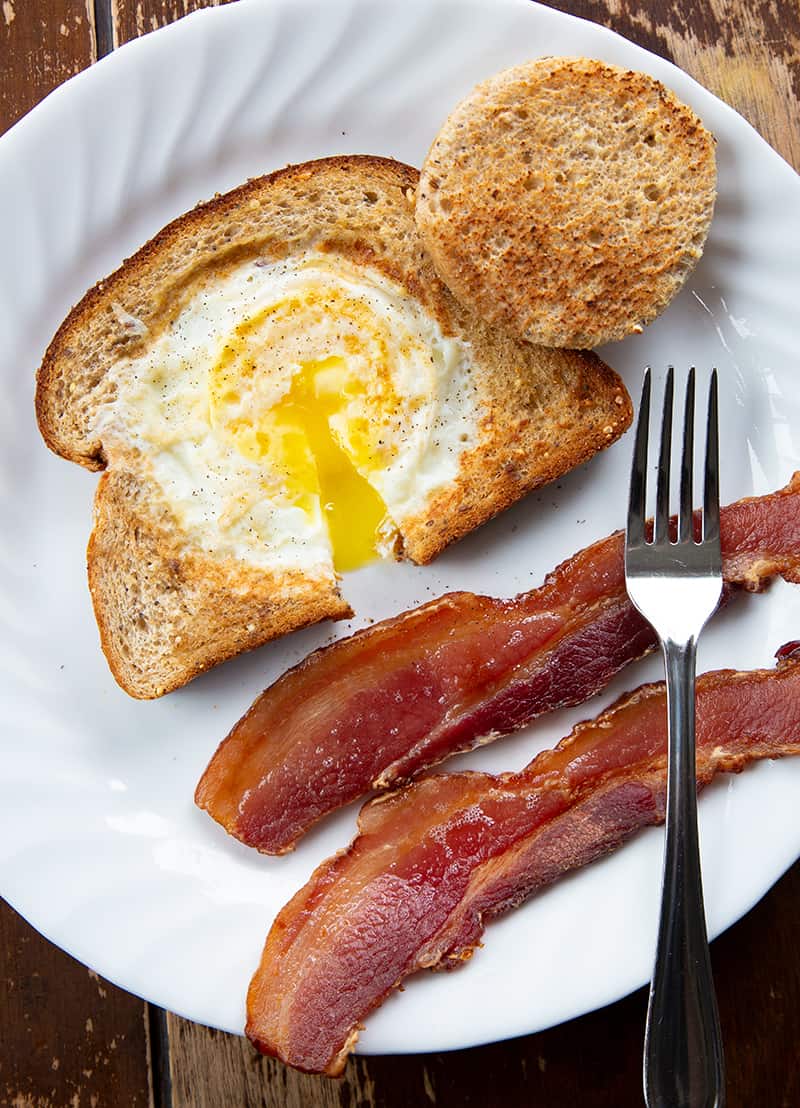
[2,0,800,1057]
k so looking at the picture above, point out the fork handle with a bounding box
[644,638,726,1108]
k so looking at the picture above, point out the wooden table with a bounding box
[2,2,798,1105]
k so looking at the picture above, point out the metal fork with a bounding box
[625,367,725,1108]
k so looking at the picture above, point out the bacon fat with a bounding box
[246,649,800,1075]
[196,476,800,853]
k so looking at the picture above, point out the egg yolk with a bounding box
[209,286,400,572]
[267,358,388,572]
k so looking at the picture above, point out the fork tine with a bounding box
[678,368,696,543]
[703,369,720,542]
[627,368,651,547]
[654,367,674,543]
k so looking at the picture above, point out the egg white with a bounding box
[93,252,479,573]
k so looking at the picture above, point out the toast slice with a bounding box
[37,156,632,698]
[416,58,717,349]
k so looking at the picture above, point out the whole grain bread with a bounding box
[416,57,717,348]
[37,155,632,698]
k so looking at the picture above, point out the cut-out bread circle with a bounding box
[416,57,717,349]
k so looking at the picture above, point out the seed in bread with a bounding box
[416,57,717,349]
[36,155,632,699]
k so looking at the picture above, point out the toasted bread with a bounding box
[36,155,632,698]
[416,58,717,348]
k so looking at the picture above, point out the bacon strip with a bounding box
[246,648,800,1075]
[196,476,800,853]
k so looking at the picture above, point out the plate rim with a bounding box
[1,0,799,1058]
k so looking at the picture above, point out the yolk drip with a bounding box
[211,355,390,572]
[270,359,388,572]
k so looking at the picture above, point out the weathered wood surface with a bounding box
[0,902,152,1107]
[0,0,95,131]
[2,0,799,1104]
[110,0,223,47]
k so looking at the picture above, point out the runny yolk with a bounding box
[270,358,387,572]
[210,287,401,574]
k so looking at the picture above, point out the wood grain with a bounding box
[0,900,152,1108]
[0,0,95,133]
[110,0,226,48]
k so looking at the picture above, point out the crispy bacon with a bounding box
[246,648,800,1075]
[196,476,800,853]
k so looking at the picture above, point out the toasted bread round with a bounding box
[416,57,717,348]
[37,155,631,698]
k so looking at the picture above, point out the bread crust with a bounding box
[416,57,717,349]
[401,334,630,563]
[36,155,631,696]
[88,471,351,698]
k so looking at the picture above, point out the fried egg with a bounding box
[95,253,479,575]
